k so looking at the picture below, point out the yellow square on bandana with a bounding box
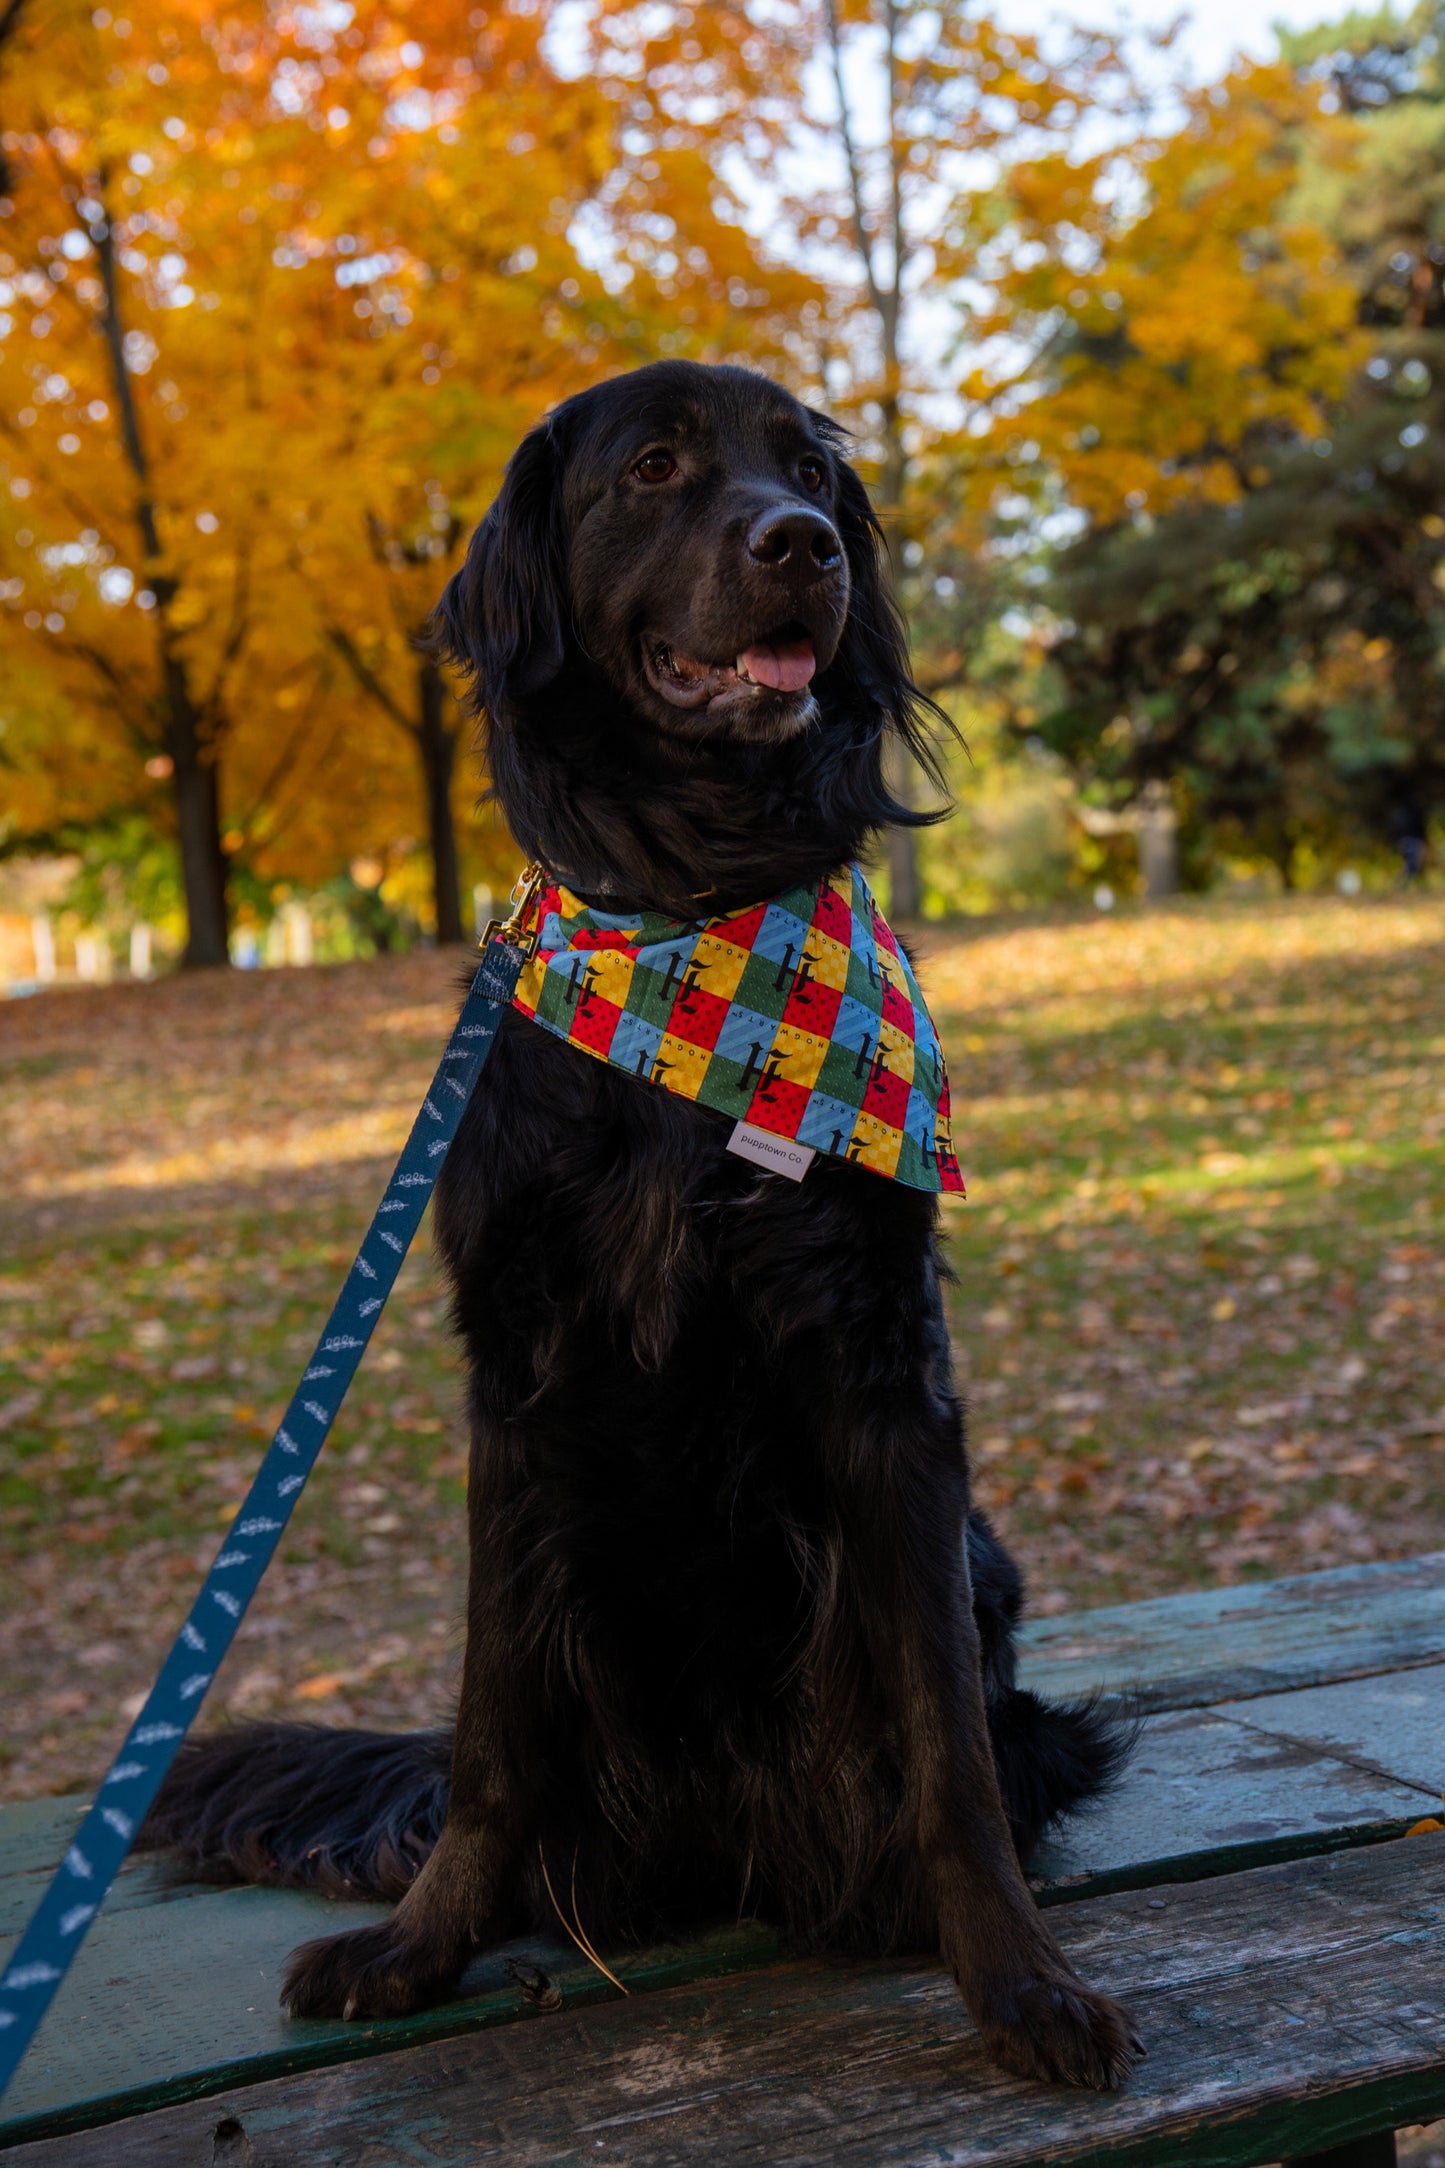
[849,1109,905,1178]
[768,1021,831,1091]
[876,1015,917,1089]
[650,1033,710,1100]
[580,945,638,1012]
[800,927,852,994]
[689,933,752,1004]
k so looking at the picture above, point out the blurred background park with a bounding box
[0,0,1442,1902]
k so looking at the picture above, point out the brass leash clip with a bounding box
[480,862,546,959]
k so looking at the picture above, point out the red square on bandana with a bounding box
[814,886,852,946]
[719,901,769,949]
[670,985,731,1051]
[748,1075,810,1137]
[572,992,622,1056]
[783,977,843,1036]
[862,1066,910,1128]
[571,923,637,953]
[880,978,914,1032]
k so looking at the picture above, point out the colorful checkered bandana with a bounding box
[512,864,964,1193]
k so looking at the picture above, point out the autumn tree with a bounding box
[1031,23,1445,876]
[968,61,1362,522]
[803,5,1142,911]
[0,0,810,961]
[585,0,1139,910]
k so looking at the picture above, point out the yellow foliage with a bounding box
[963,63,1365,525]
[0,0,809,911]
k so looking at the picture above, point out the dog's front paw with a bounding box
[967,1968,1144,2091]
[282,1918,460,2021]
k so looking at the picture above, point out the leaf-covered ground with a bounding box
[1,893,1442,1804]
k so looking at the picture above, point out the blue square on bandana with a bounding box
[906,1084,937,1142]
[630,944,698,1022]
[750,901,815,967]
[609,1011,664,1080]
[829,992,881,1055]
[582,907,646,937]
[636,937,694,980]
[713,1002,784,1066]
[797,1090,860,1153]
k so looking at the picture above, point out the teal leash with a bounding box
[0,879,542,2105]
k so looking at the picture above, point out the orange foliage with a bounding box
[0,0,811,933]
[964,63,1364,523]
[0,4,1373,940]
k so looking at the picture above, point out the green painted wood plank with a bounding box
[1214,1662,1445,1801]
[0,1804,86,1886]
[1018,1550,1445,1712]
[0,1858,192,1940]
[0,1796,219,1937]
[0,1892,775,2151]
[9,1835,1444,2167]
[1028,1699,1432,1902]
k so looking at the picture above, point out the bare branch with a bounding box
[326,623,417,736]
[237,683,325,836]
[823,0,887,326]
[201,534,254,720]
[0,415,128,557]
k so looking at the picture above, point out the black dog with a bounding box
[144,361,1139,2088]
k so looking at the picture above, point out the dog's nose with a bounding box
[746,506,842,577]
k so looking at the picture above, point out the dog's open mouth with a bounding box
[642,625,817,711]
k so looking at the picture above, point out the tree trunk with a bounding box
[876,0,920,917]
[417,655,465,944]
[885,738,921,917]
[171,727,230,968]
[1136,780,1179,901]
[95,182,230,966]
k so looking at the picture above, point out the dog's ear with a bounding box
[812,414,950,802]
[433,416,569,716]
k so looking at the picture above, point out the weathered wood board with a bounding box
[1212,1661,1445,1801]
[1018,1551,1445,1713]
[10,1834,1444,2168]
[4,1575,1443,2147]
[1027,1688,1439,1898]
[0,1876,778,2149]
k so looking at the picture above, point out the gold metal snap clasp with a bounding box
[479,862,546,959]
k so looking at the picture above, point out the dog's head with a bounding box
[437,360,943,900]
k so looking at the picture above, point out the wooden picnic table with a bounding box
[2,1549,1442,2166]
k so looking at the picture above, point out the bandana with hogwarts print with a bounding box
[511,864,964,1193]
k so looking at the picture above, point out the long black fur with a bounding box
[143,362,1138,2086]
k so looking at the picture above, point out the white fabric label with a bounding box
[726,1121,816,1181]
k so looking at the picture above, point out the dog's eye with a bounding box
[799,456,825,492]
[633,450,677,484]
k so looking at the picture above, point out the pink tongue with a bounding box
[739,635,816,692]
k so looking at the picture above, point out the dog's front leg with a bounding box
[832,1392,1142,2089]
[282,1500,532,2021]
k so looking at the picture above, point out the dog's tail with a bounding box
[987,1688,1134,1862]
[139,1724,453,1901]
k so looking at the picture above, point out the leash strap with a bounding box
[0,935,526,2102]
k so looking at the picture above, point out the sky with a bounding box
[1007,0,1376,81]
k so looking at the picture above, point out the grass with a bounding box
[1,890,1442,1802]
